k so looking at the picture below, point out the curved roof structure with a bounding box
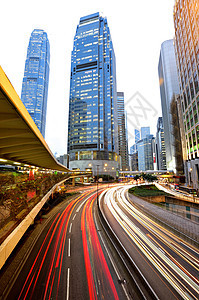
[0,66,70,172]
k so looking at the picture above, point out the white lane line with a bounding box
[98,230,131,300]
[72,213,76,220]
[76,196,90,212]
[66,268,70,300]
[69,223,73,233]
[68,238,71,257]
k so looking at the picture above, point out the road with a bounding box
[99,185,199,300]
[0,188,130,300]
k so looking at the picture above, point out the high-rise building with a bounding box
[135,129,140,143]
[141,127,150,139]
[67,13,119,177]
[21,29,50,137]
[130,129,140,155]
[174,0,199,189]
[129,152,138,171]
[170,95,184,175]
[158,39,180,172]
[117,92,129,171]
[137,134,155,171]
[156,117,167,170]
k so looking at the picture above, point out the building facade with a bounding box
[137,134,155,171]
[21,29,50,137]
[174,0,199,189]
[141,127,150,139]
[135,129,140,143]
[158,39,180,172]
[129,152,138,171]
[67,13,119,177]
[156,117,167,170]
[117,92,129,170]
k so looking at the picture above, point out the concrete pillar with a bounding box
[86,177,89,183]
[81,177,84,184]
[72,177,75,187]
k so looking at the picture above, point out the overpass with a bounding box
[119,170,172,177]
[0,66,91,177]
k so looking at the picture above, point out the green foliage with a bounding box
[133,173,157,182]
[129,185,167,197]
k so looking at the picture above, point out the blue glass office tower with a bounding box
[117,92,129,171]
[137,134,155,171]
[135,129,140,143]
[141,127,150,139]
[158,39,180,172]
[21,29,50,137]
[68,13,119,176]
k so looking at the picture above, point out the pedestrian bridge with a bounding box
[119,170,171,177]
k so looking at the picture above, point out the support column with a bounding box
[72,177,75,187]
[81,177,84,184]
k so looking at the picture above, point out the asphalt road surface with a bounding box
[99,185,199,300]
[0,188,130,300]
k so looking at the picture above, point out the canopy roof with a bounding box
[0,66,70,172]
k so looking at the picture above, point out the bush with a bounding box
[129,185,167,197]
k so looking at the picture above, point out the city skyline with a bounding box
[0,0,175,155]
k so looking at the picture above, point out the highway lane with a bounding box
[0,187,129,300]
[99,185,199,300]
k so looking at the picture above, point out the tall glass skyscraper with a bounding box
[117,92,129,171]
[156,117,166,170]
[158,39,180,172]
[21,29,50,137]
[137,134,155,171]
[135,129,140,143]
[68,13,119,176]
[141,127,150,139]
[174,0,199,189]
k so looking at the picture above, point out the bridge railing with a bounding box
[0,171,70,237]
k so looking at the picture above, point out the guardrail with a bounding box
[0,177,70,270]
[155,183,199,204]
[97,190,158,299]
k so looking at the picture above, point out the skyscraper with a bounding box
[156,117,167,170]
[135,129,140,143]
[117,92,129,171]
[137,134,155,171]
[174,0,199,189]
[21,29,50,137]
[141,127,150,139]
[158,39,180,172]
[67,13,119,176]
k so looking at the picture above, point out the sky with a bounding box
[0,0,175,156]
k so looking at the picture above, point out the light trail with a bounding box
[81,192,119,299]
[101,185,199,300]
[17,191,91,299]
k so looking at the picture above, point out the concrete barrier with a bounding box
[0,178,68,270]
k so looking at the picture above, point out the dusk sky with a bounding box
[0,0,175,155]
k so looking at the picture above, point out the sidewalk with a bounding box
[155,182,199,204]
[128,193,199,245]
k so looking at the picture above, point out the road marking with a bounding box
[72,213,76,220]
[97,230,131,300]
[66,268,70,300]
[76,196,90,212]
[69,223,73,233]
[68,238,71,257]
